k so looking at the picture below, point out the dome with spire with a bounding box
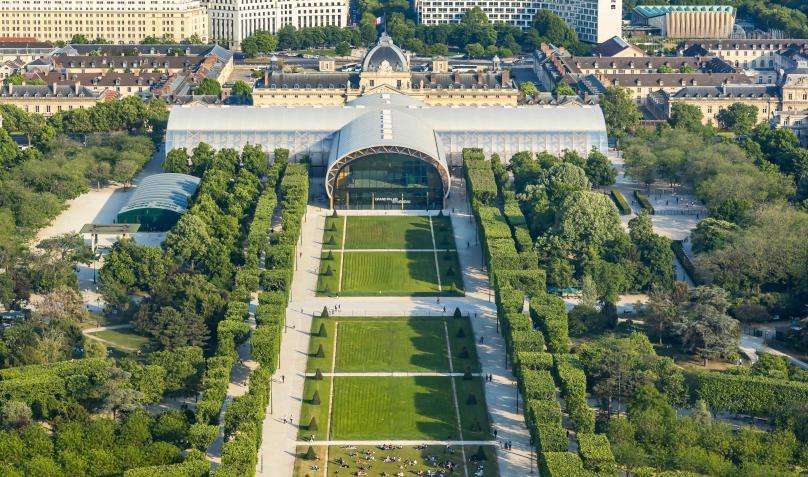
[362,33,409,73]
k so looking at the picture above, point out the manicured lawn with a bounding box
[454,377,493,441]
[315,249,341,295]
[343,216,435,249]
[336,319,449,372]
[432,215,456,248]
[87,329,149,352]
[321,216,344,250]
[437,248,465,294]
[448,317,481,373]
[293,445,499,477]
[331,376,458,440]
[341,251,441,295]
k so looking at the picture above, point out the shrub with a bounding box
[310,391,321,405]
[251,327,280,372]
[495,269,546,295]
[527,399,563,427]
[555,358,586,400]
[318,323,327,337]
[308,416,318,431]
[633,190,654,214]
[671,240,701,285]
[314,344,325,359]
[516,351,554,372]
[187,423,218,451]
[122,460,210,477]
[540,452,590,477]
[464,151,497,205]
[521,369,556,401]
[511,330,545,354]
[566,395,595,434]
[537,422,568,452]
[530,293,569,353]
[577,433,617,474]
[304,446,318,460]
[609,189,631,215]
[689,370,808,416]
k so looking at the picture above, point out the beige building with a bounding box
[0,0,209,44]
[772,109,808,146]
[0,83,105,116]
[632,5,735,39]
[657,85,779,124]
[253,33,519,107]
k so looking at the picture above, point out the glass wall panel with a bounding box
[332,153,444,210]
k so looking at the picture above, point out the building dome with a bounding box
[362,33,409,72]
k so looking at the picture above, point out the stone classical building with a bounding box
[204,0,349,50]
[632,5,735,39]
[0,0,209,44]
[253,33,519,107]
[415,0,622,44]
[682,39,808,84]
[0,83,105,116]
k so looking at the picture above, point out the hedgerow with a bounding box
[521,369,557,401]
[688,370,808,416]
[577,433,617,474]
[541,451,594,477]
[529,293,569,353]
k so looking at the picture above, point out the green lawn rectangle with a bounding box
[315,250,341,296]
[454,377,493,441]
[344,216,435,249]
[330,376,459,440]
[88,329,149,351]
[336,320,448,372]
[321,216,344,250]
[341,251,441,295]
[431,215,456,249]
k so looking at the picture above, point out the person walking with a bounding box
[281,375,285,383]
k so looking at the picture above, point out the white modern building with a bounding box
[0,0,209,44]
[415,0,622,44]
[203,0,349,50]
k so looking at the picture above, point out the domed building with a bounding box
[252,33,519,106]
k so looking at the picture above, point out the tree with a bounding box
[716,102,759,136]
[519,81,538,98]
[669,103,704,132]
[554,81,576,96]
[231,80,253,102]
[134,305,210,350]
[600,87,640,141]
[241,30,279,57]
[335,41,351,56]
[543,191,622,261]
[465,43,485,58]
[533,9,580,52]
[628,211,675,290]
[163,148,190,174]
[584,149,616,187]
[193,78,221,96]
[690,217,738,253]
[1,401,31,429]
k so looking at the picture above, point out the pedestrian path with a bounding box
[335,248,457,252]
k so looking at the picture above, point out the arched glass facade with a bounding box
[332,153,444,210]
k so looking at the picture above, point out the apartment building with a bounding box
[682,39,808,84]
[415,0,622,44]
[204,0,349,50]
[0,0,209,44]
[632,5,735,39]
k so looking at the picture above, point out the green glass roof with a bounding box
[634,5,734,18]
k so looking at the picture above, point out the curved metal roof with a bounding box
[362,33,409,72]
[118,173,201,215]
[325,104,450,201]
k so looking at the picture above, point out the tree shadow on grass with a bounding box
[407,319,450,371]
[413,376,460,440]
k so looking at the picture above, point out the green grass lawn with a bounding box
[343,216,435,249]
[321,216,344,250]
[448,318,481,373]
[331,376,458,440]
[315,249,341,295]
[87,329,149,352]
[437,248,465,293]
[341,251,441,295]
[293,445,499,477]
[336,319,448,372]
[454,377,493,441]
[432,215,456,248]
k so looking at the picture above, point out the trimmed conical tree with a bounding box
[318,323,327,338]
[453,307,462,319]
[466,393,477,405]
[326,250,334,260]
[320,306,329,318]
[326,235,336,245]
[456,327,465,338]
[328,221,336,231]
[463,367,473,380]
[315,344,325,358]
[323,265,333,276]
[332,209,338,217]
[473,446,487,461]
[304,445,318,460]
[459,346,469,359]
[314,368,324,380]
[311,390,321,405]
[308,416,319,431]
[446,266,455,277]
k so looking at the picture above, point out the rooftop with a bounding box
[634,5,734,18]
[118,173,201,215]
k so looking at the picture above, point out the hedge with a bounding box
[537,422,569,452]
[671,240,701,285]
[511,330,546,354]
[529,293,569,353]
[521,369,557,401]
[577,433,617,475]
[609,189,631,215]
[555,358,586,400]
[541,451,593,477]
[251,326,281,373]
[688,371,808,416]
[513,226,534,254]
[527,399,563,427]
[495,269,546,295]
[463,150,497,205]
[633,190,654,214]
[516,351,554,372]
[122,460,210,477]
[566,395,595,434]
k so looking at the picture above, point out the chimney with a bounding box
[7,83,12,94]
[263,68,269,87]
[477,70,484,85]
[74,81,80,95]
[501,69,510,85]
[453,71,460,84]
[52,82,58,94]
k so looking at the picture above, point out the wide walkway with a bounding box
[256,187,535,476]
